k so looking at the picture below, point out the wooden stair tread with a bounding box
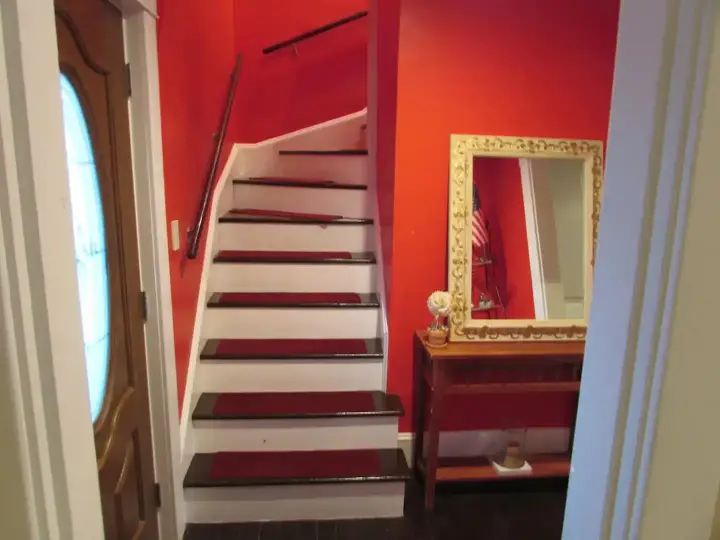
[200,338,383,360]
[192,391,404,420]
[234,177,367,190]
[206,292,379,308]
[184,449,410,488]
[214,250,376,264]
[220,210,372,225]
[278,149,368,156]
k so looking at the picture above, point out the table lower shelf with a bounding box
[418,453,571,483]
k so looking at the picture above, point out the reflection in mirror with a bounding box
[471,156,586,321]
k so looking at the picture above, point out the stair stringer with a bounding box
[179,109,407,524]
[179,145,237,474]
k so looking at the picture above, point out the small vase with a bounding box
[501,442,525,469]
[426,328,448,348]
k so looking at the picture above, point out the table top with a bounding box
[415,330,585,361]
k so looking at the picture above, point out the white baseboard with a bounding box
[397,428,570,463]
[398,433,414,462]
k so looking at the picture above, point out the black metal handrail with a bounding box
[187,54,242,260]
[263,11,368,55]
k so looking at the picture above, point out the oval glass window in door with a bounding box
[60,74,111,423]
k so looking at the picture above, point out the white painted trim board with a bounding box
[563,0,720,538]
[124,10,182,537]
[0,0,105,537]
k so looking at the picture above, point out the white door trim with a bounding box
[0,0,181,538]
[113,0,158,18]
[563,0,720,538]
[0,0,105,538]
[125,11,183,538]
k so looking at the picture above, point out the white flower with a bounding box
[427,290,451,317]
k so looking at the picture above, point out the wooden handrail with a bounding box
[187,54,242,260]
[263,11,368,55]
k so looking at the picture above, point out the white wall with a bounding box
[525,158,586,318]
[530,167,565,317]
[547,159,585,303]
[563,0,720,538]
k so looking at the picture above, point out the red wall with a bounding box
[233,1,369,143]
[383,0,619,432]
[474,158,535,319]
[157,0,237,407]
[369,0,401,307]
[158,1,370,411]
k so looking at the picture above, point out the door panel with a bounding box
[55,0,159,538]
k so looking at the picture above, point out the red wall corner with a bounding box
[369,0,401,308]
[382,0,620,432]
[157,0,236,409]
[233,0,370,143]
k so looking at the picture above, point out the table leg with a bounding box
[424,373,444,510]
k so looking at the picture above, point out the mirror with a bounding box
[448,135,603,341]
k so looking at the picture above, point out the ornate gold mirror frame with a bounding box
[448,134,603,341]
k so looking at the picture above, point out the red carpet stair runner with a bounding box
[185,142,408,524]
[200,338,380,359]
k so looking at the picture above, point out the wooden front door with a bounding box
[55,0,159,538]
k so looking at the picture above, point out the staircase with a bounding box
[184,133,410,524]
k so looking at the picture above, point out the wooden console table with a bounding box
[412,331,584,509]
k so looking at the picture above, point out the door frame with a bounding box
[563,0,720,538]
[3,0,720,540]
[124,8,184,539]
[0,0,182,538]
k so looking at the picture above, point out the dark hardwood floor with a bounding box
[184,478,568,540]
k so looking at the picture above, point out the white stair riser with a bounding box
[195,359,384,393]
[185,482,405,522]
[233,184,372,218]
[202,308,380,339]
[209,263,376,293]
[192,417,399,453]
[218,223,373,252]
[267,155,369,186]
